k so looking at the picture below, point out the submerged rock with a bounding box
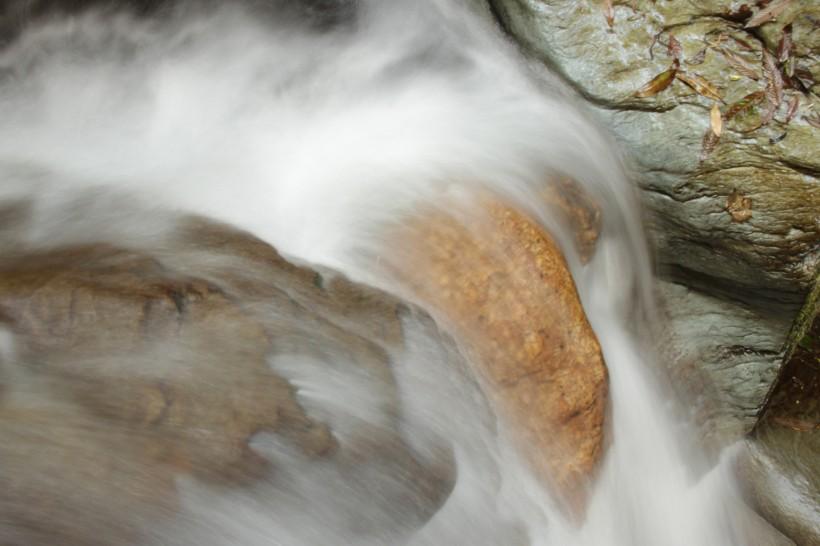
[0,210,456,544]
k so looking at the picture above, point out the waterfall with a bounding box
[0,1,759,544]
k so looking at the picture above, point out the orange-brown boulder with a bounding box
[391,196,608,517]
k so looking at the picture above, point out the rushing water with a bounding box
[0,1,768,544]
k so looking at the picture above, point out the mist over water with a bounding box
[0,0,761,544]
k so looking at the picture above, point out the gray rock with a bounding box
[488,0,819,437]
[484,1,820,542]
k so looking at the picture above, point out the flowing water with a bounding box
[0,1,764,544]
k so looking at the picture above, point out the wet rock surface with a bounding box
[483,1,819,540]
[741,281,819,545]
[488,0,819,436]
[392,196,608,517]
[0,207,456,545]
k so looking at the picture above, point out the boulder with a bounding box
[740,279,819,546]
[391,196,608,517]
[488,0,820,439]
[0,210,455,544]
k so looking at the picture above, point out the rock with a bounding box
[488,0,820,441]
[657,279,793,441]
[391,196,608,517]
[0,211,456,544]
[541,176,602,263]
[739,279,819,545]
[0,243,336,481]
[739,425,820,546]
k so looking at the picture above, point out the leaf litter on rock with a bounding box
[784,94,799,124]
[685,47,708,66]
[633,62,678,98]
[676,72,723,101]
[667,35,682,62]
[761,49,784,125]
[776,24,793,63]
[725,91,766,121]
[805,113,820,129]
[603,0,615,29]
[718,48,760,80]
[745,0,791,29]
[791,68,815,93]
[710,103,723,136]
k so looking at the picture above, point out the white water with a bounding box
[0,1,763,544]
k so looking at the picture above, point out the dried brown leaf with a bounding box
[784,94,799,124]
[700,128,720,162]
[725,91,765,120]
[793,68,816,92]
[726,191,752,223]
[710,103,723,136]
[719,48,760,80]
[676,72,723,101]
[685,47,708,66]
[730,36,755,51]
[667,35,682,61]
[805,113,820,129]
[745,0,791,28]
[633,66,677,98]
[761,49,784,124]
[776,24,793,63]
[604,0,615,28]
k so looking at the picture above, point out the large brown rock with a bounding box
[391,197,608,516]
[0,211,455,544]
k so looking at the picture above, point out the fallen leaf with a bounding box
[710,103,723,136]
[745,0,791,29]
[761,49,784,125]
[604,0,615,28]
[783,57,795,80]
[685,47,708,66]
[792,68,816,92]
[784,94,799,123]
[676,72,722,101]
[726,191,752,223]
[725,91,765,120]
[719,48,760,80]
[633,65,677,98]
[667,35,682,61]
[730,36,755,51]
[805,113,820,129]
[700,128,720,162]
[776,24,793,63]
